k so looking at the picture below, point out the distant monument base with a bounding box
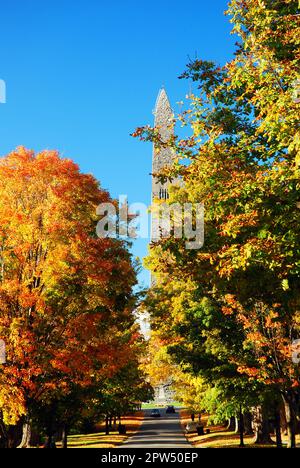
[153,382,175,405]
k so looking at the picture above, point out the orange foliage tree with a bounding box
[0,147,138,446]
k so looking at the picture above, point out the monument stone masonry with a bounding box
[150,88,176,404]
[151,87,176,243]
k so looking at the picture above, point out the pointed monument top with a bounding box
[153,88,173,126]
[154,87,171,113]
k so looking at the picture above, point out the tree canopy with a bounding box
[135,0,300,448]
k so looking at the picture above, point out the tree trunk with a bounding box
[252,405,273,445]
[105,416,109,435]
[62,425,68,449]
[282,394,296,449]
[17,416,32,448]
[7,420,23,448]
[234,417,240,434]
[274,408,282,449]
[0,416,8,448]
[239,407,245,448]
[244,411,254,435]
[226,416,236,431]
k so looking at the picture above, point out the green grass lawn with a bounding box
[55,412,144,448]
[142,401,183,409]
[180,410,300,449]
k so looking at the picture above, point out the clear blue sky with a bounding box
[0,0,235,288]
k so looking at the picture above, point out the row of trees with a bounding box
[0,147,151,448]
[135,0,300,448]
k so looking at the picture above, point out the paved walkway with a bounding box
[123,409,190,448]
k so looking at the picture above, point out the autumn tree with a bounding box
[135,0,300,448]
[0,147,139,447]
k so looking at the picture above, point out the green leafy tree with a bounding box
[135,0,300,448]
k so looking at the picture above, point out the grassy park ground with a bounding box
[180,410,300,449]
[56,412,144,448]
[141,401,182,410]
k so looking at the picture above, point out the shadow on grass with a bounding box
[179,410,286,449]
[58,411,145,448]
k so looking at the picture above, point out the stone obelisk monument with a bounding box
[151,88,175,243]
[150,89,176,404]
